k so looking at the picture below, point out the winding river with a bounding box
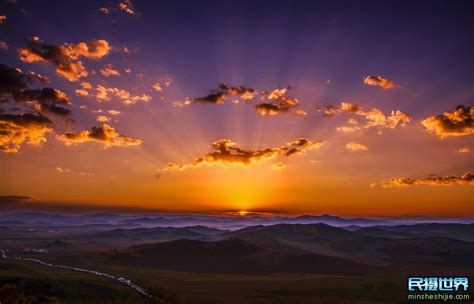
[0,249,162,302]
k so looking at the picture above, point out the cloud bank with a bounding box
[163,138,323,171]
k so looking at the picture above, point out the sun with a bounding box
[238,210,249,216]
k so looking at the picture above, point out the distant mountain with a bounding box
[218,223,355,253]
[290,214,387,226]
[87,226,224,242]
[105,239,372,275]
[355,223,474,242]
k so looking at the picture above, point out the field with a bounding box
[0,213,473,303]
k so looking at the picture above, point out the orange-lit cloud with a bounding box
[256,87,301,116]
[270,162,286,171]
[119,0,136,14]
[421,105,473,138]
[57,166,94,176]
[321,102,410,131]
[0,113,52,153]
[163,138,323,171]
[380,172,473,188]
[108,109,121,115]
[19,36,111,82]
[77,83,151,105]
[363,75,397,90]
[96,115,110,122]
[345,142,368,151]
[0,15,6,24]
[457,147,471,154]
[100,64,120,77]
[57,124,142,147]
[153,82,163,91]
[0,64,75,153]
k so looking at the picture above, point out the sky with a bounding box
[0,0,473,216]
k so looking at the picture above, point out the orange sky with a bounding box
[0,1,473,216]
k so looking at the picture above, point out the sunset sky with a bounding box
[0,0,472,216]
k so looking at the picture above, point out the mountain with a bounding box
[290,214,387,226]
[87,226,224,242]
[355,223,474,242]
[105,239,373,275]
[376,237,474,268]
[218,223,355,253]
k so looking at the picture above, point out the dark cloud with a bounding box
[421,105,473,138]
[57,124,142,147]
[163,138,323,171]
[19,36,111,82]
[0,195,33,204]
[0,64,73,153]
[192,84,256,104]
[26,71,50,84]
[0,64,72,118]
[380,172,474,188]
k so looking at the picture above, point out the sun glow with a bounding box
[238,210,249,216]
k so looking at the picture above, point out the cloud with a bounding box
[19,36,111,82]
[0,65,74,153]
[380,172,474,188]
[119,0,135,14]
[0,113,52,153]
[96,85,151,105]
[0,196,33,204]
[0,15,6,24]
[320,102,410,131]
[100,64,120,77]
[26,71,49,84]
[153,82,163,92]
[56,166,94,176]
[163,138,323,171]
[186,84,304,116]
[363,76,397,90]
[57,124,142,147]
[345,142,368,151]
[18,88,71,117]
[270,162,286,171]
[457,147,470,154]
[421,105,473,138]
[96,115,110,122]
[192,84,256,104]
[336,126,359,133]
[76,83,151,105]
[0,64,71,118]
[255,87,301,116]
[0,41,8,50]
[108,109,121,115]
